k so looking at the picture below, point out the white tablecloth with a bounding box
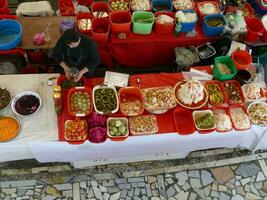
[0,74,267,166]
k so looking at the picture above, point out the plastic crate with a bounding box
[154,11,175,34]
[152,0,173,12]
[77,12,93,34]
[92,17,110,43]
[132,11,154,35]
[213,56,237,81]
[109,11,131,34]
[58,0,75,16]
[91,2,109,18]
[180,10,198,33]
[0,0,9,14]
[245,17,264,43]
[202,14,225,37]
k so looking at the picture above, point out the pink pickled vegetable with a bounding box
[89,127,107,143]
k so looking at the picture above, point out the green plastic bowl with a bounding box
[213,56,237,81]
[132,11,154,35]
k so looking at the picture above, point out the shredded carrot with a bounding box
[0,117,19,142]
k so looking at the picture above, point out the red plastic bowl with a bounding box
[231,50,252,71]
[221,80,245,105]
[205,80,227,106]
[245,17,264,43]
[173,107,195,135]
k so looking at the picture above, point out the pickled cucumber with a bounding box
[195,113,215,129]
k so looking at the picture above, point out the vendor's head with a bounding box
[63,28,81,48]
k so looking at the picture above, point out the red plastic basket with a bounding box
[245,17,264,42]
[77,0,93,6]
[58,0,75,16]
[154,11,175,34]
[109,11,131,34]
[77,12,93,34]
[92,17,110,43]
[0,0,9,14]
[91,2,109,18]
[197,1,220,23]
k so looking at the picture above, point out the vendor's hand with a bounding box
[65,69,71,80]
[74,71,84,82]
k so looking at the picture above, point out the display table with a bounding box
[0,73,267,167]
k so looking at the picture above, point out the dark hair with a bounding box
[63,28,80,44]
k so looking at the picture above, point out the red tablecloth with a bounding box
[57,66,211,142]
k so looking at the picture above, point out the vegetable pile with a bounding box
[108,118,128,136]
[70,91,91,114]
[0,116,20,142]
[110,0,129,11]
[15,95,40,115]
[0,88,11,111]
[195,113,215,129]
[65,119,88,141]
[223,82,243,104]
[88,112,107,143]
[206,84,224,105]
[94,88,117,113]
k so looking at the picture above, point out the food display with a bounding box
[213,108,232,132]
[108,118,128,137]
[193,110,215,130]
[93,87,118,113]
[198,2,219,15]
[70,91,91,114]
[131,0,150,11]
[88,112,107,143]
[217,63,231,75]
[247,102,267,126]
[222,81,244,104]
[243,83,266,101]
[205,17,225,27]
[175,80,208,109]
[141,87,176,112]
[109,0,129,11]
[129,115,158,135]
[156,15,175,24]
[0,116,20,142]
[173,0,194,10]
[229,106,251,130]
[78,19,92,31]
[93,12,109,18]
[64,119,88,141]
[180,11,197,23]
[205,82,225,105]
[14,94,41,116]
[0,87,11,111]
[121,100,142,115]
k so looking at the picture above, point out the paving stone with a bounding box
[225,182,235,190]
[168,197,176,200]
[232,189,237,196]
[100,185,107,193]
[102,180,115,187]
[201,170,214,186]
[1,181,36,188]
[245,192,262,200]
[254,182,263,190]
[236,186,245,196]
[134,188,141,196]
[204,185,211,196]
[165,174,173,178]
[175,171,188,186]
[152,190,159,196]
[174,184,181,192]
[141,188,146,195]
[115,178,127,184]
[81,193,86,200]
[193,189,205,200]
[145,184,152,197]
[87,188,94,198]
[236,176,242,180]
[210,190,220,198]
[190,178,202,189]
[182,182,190,191]
[93,186,103,200]
[147,176,157,183]
[188,192,197,200]
[120,190,128,199]
[231,165,238,170]
[94,173,117,180]
[235,180,241,186]
[259,160,267,177]
[256,171,265,182]
[250,183,260,196]
[73,183,80,200]
[53,184,72,191]
[133,196,141,200]
[62,190,72,198]
[110,191,121,200]
[259,189,267,197]
[241,177,251,186]
[45,186,61,197]
[128,190,134,197]
[137,182,145,188]
[131,182,138,188]
[263,181,267,192]
[4,195,11,200]
[80,182,86,190]
[157,175,167,199]
[212,182,218,191]
[126,197,132,200]
[11,193,17,198]
[220,192,230,200]
[90,181,98,187]
[166,186,176,198]
[188,170,200,178]
[41,195,55,200]
[25,190,33,196]
[175,191,189,200]
[211,166,234,184]
[236,163,260,178]
[128,177,145,183]
[2,188,17,195]
[219,185,228,192]
[119,184,131,190]
[151,183,156,190]
[151,197,160,200]
[231,194,245,200]
[165,178,174,185]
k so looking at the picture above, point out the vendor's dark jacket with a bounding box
[52,34,100,73]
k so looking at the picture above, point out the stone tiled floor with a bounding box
[1,149,267,200]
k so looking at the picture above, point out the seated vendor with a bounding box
[52,28,100,82]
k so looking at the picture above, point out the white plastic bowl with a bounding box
[192,110,216,131]
[11,91,42,117]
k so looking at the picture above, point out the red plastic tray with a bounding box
[211,106,233,133]
[221,80,245,105]
[205,80,227,106]
[173,106,195,135]
[229,104,252,131]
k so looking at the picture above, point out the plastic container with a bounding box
[211,106,233,132]
[172,0,194,11]
[242,82,267,102]
[109,11,132,34]
[77,13,93,35]
[229,105,252,131]
[197,1,220,22]
[92,85,119,115]
[154,11,175,34]
[247,0,267,15]
[0,0,9,14]
[0,19,22,51]
[205,80,226,106]
[67,87,93,117]
[107,117,129,141]
[192,110,216,131]
[64,119,88,143]
[119,87,144,116]
[152,0,173,12]
[247,101,267,126]
[91,2,109,18]
[196,43,216,59]
[132,11,154,35]
[242,3,254,18]
[213,56,237,81]
[92,18,110,43]
[245,17,264,43]
[129,115,158,135]
[173,107,195,135]
[202,14,226,37]
[221,80,245,105]
[109,0,130,12]
[231,50,252,71]
[130,0,152,11]
[58,0,75,16]
[180,9,198,33]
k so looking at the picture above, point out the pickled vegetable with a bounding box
[195,113,215,129]
[110,0,129,11]
[0,88,11,110]
[206,84,224,105]
[94,88,117,112]
[65,119,88,141]
[206,17,224,27]
[70,91,91,114]
[108,119,128,136]
[61,79,84,90]
[223,82,243,104]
